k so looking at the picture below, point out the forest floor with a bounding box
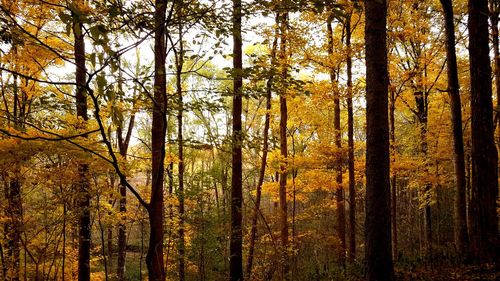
[395,262,500,280]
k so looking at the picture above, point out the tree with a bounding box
[278,10,290,281]
[326,12,346,266]
[116,66,136,281]
[174,1,186,278]
[345,5,356,263]
[147,0,168,280]
[72,1,91,280]
[230,0,243,279]
[439,0,469,257]
[467,0,499,262]
[364,0,394,280]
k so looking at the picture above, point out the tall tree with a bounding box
[175,2,186,278]
[467,0,499,262]
[147,0,168,279]
[364,0,394,280]
[230,0,243,279]
[72,1,90,280]
[345,8,356,263]
[278,10,290,281]
[326,13,346,266]
[439,0,469,256]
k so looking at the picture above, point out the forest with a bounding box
[0,0,499,280]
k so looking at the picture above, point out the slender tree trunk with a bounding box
[147,0,168,280]
[245,14,278,279]
[364,0,394,280]
[278,11,290,281]
[62,195,67,281]
[175,8,186,279]
[230,0,243,279]
[5,175,21,281]
[414,88,432,255]
[116,115,135,280]
[468,0,499,262]
[72,2,91,279]
[345,11,356,264]
[439,0,469,257]
[327,14,346,267]
[389,87,398,260]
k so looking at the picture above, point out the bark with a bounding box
[245,14,278,279]
[278,11,290,281]
[439,0,469,256]
[468,0,499,262]
[345,11,356,263]
[72,3,91,280]
[364,0,394,280]
[147,0,168,280]
[230,0,243,279]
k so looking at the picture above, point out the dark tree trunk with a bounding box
[439,0,469,256]
[468,0,499,262]
[327,15,346,266]
[72,4,90,280]
[147,0,168,280]
[4,176,21,281]
[345,11,356,264]
[245,14,278,279]
[364,0,395,280]
[230,0,243,279]
[278,11,290,281]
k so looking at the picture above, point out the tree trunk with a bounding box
[278,11,290,281]
[175,8,186,279]
[468,0,499,262]
[389,86,398,260]
[147,0,168,280]
[4,175,21,281]
[327,15,346,266]
[345,11,356,264]
[245,14,278,279]
[439,0,469,257]
[72,2,91,279]
[364,0,394,280]
[116,112,135,280]
[230,0,243,279]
